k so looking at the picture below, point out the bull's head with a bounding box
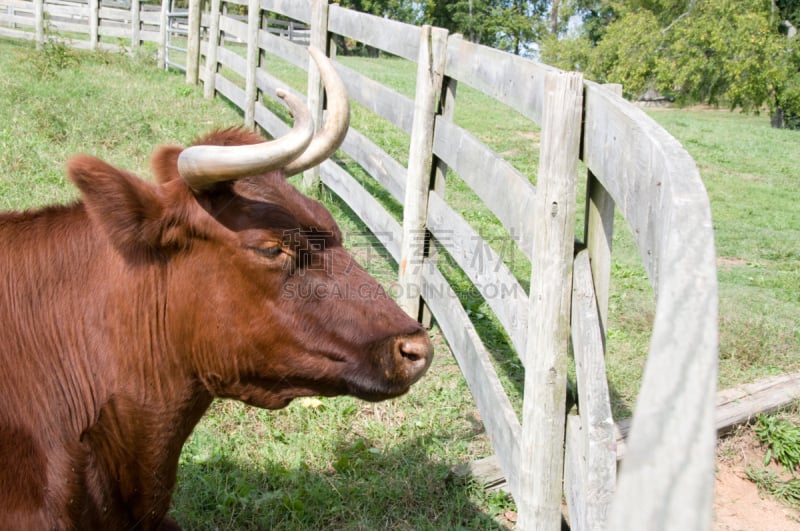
[68,48,432,409]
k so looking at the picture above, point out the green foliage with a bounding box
[754,414,800,473]
[745,467,800,508]
[542,0,800,128]
[30,37,82,80]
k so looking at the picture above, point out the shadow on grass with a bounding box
[170,433,510,530]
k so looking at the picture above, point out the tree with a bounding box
[541,0,800,129]
[421,0,548,55]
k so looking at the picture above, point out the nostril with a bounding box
[400,341,424,362]
[398,337,433,367]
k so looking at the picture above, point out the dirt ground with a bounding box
[714,428,800,531]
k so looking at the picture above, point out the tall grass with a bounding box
[1,35,798,528]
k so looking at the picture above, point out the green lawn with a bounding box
[1,36,798,528]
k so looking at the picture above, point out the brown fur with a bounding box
[0,128,432,529]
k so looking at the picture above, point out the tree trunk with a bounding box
[550,0,560,34]
[771,107,785,128]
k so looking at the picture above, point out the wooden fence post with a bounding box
[185,0,202,84]
[302,0,330,190]
[517,70,584,531]
[131,0,141,49]
[89,0,98,51]
[419,73,456,329]
[34,0,43,49]
[203,0,221,98]
[157,0,168,69]
[397,24,448,320]
[583,83,621,334]
[243,0,259,128]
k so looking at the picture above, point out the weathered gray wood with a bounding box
[0,26,36,40]
[302,0,328,189]
[426,191,529,356]
[328,3,420,62]
[88,0,98,49]
[157,0,167,68]
[216,45,247,79]
[130,0,139,46]
[444,33,558,125]
[432,117,537,261]
[213,72,247,110]
[421,263,522,498]
[202,0,221,98]
[420,74,458,329]
[260,0,311,24]
[319,159,402,261]
[219,11,247,41]
[338,127,406,203]
[583,171,614,334]
[243,0,260,128]
[185,0,201,83]
[335,61,415,135]
[254,62,302,102]
[569,250,616,530]
[583,79,719,531]
[518,71,584,531]
[565,416,589,531]
[582,84,619,334]
[258,28,307,69]
[398,25,447,319]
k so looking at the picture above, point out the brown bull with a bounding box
[0,48,432,530]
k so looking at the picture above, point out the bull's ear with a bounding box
[68,154,192,258]
[150,145,183,184]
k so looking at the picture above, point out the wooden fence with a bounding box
[0,1,719,529]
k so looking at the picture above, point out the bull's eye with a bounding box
[252,245,283,259]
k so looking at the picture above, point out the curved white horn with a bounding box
[282,47,350,176]
[177,90,314,190]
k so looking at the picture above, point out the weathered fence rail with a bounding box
[0,1,719,529]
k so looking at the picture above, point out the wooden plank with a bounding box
[615,371,800,460]
[328,3,420,62]
[421,263,522,498]
[254,61,302,102]
[202,0,221,98]
[569,250,616,530]
[426,191,529,356]
[216,45,247,79]
[301,0,327,189]
[584,171,614,334]
[98,24,129,38]
[185,0,201,83]
[432,117,537,261]
[335,60,414,135]
[565,416,590,531]
[260,0,310,24]
[243,0,260,128]
[444,34,558,125]
[586,78,719,531]
[213,72,247,111]
[219,12,247,41]
[44,3,86,17]
[338,126,406,204]
[0,25,36,38]
[398,25,447,319]
[157,0,167,68]
[130,0,139,47]
[319,159,401,261]
[258,27,307,70]
[518,70,584,531]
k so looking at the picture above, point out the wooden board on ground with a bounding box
[461,372,800,491]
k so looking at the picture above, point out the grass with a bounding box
[745,406,800,510]
[1,33,799,527]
